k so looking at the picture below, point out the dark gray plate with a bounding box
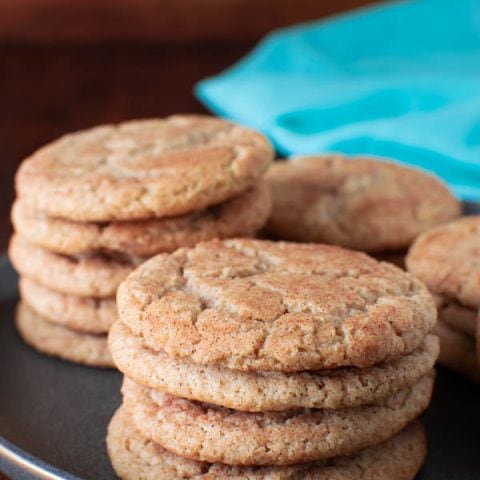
[1,213,480,480]
[0,258,121,480]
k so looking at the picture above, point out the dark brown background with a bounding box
[0,0,375,256]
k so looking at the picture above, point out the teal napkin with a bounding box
[196,0,480,201]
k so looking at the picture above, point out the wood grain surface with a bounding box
[0,1,375,253]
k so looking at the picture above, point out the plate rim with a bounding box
[1,201,479,479]
[0,435,81,480]
[0,258,80,480]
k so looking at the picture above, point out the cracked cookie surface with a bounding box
[407,216,480,309]
[107,406,426,480]
[117,239,436,371]
[16,302,113,367]
[265,156,460,252]
[109,320,438,412]
[12,182,271,257]
[15,115,273,222]
[121,374,433,466]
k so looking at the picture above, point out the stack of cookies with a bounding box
[264,155,460,266]
[108,239,439,479]
[407,216,480,382]
[9,115,273,368]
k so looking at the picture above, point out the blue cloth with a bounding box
[196,0,480,201]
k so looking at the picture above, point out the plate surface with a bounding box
[0,256,479,480]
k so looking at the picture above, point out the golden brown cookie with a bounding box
[107,406,426,480]
[117,239,436,372]
[407,216,480,309]
[16,116,273,222]
[121,374,433,466]
[109,320,439,412]
[265,156,460,252]
[433,320,480,383]
[11,182,271,257]
[16,302,113,368]
[9,235,138,297]
[20,277,116,334]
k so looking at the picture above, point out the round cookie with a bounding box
[109,320,439,412]
[407,216,480,309]
[265,156,460,252]
[20,277,116,334]
[433,320,480,383]
[122,374,433,466]
[11,183,271,257]
[117,239,437,372]
[16,302,113,368]
[15,115,273,222]
[107,406,426,480]
[9,235,138,297]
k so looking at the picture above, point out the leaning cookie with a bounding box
[265,156,460,252]
[15,115,273,222]
[109,320,439,412]
[16,302,113,368]
[121,374,433,466]
[107,406,426,480]
[9,235,140,298]
[117,239,437,372]
[11,182,271,257]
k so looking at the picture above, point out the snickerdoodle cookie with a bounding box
[20,277,116,334]
[109,320,438,412]
[16,302,113,368]
[15,116,273,222]
[107,407,426,480]
[265,156,460,252]
[9,235,139,297]
[11,182,271,257]
[407,216,480,377]
[117,239,436,372]
[432,320,480,383]
[121,374,433,466]
[407,216,480,309]
[107,406,426,480]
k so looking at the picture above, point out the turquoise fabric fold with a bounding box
[196,0,480,201]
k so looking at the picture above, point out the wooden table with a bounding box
[0,42,247,251]
[0,0,376,253]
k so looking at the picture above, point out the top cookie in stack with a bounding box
[9,115,274,367]
[264,155,460,265]
[108,239,439,479]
